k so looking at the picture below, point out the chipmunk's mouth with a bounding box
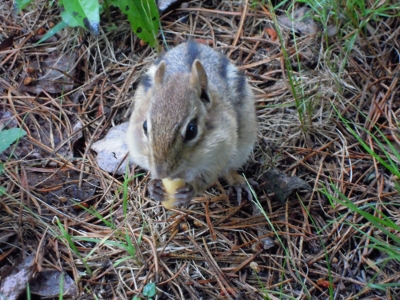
[152,164,180,179]
[152,164,168,179]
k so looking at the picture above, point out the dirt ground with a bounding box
[1,0,399,299]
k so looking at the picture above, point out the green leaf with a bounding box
[13,0,32,13]
[112,0,159,47]
[0,186,5,195]
[0,128,26,154]
[61,0,100,34]
[143,282,156,297]
[37,21,68,44]
[60,7,81,28]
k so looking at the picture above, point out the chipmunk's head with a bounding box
[143,59,213,179]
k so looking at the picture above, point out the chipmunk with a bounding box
[127,40,257,206]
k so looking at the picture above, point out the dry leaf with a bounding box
[277,6,320,36]
[316,278,335,289]
[0,35,13,51]
[20,51,77,94]
[91,122,130,175]
[0,253,36,300]
[265,27,278,41]
[260,168,312,203]
[36,27,46,35]
[30,270,78,298]
[23,77,35,85]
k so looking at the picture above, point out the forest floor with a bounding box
[0,0,399,299]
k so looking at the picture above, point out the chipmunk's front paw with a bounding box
[149,179,195,207]
[148,179,166,202]
[173,184,195,207]
[225,172,254,204]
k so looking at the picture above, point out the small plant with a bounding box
[139,282,157,299]
[0,128,26,156]
[0,126,26,195]
[322,184,400,293]
[0,127,26,179]
[334,105,400,179]
[56,219,94,276]
[143,282,156,298]
[14,0,160,47]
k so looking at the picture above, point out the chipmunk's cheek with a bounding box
[148,179,166,202]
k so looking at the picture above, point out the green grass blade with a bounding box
[36,21,68,44]
[56,220,93,275]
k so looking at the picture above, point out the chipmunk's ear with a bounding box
[190,59,210,104]
[154,61,166,86]
[190,59,208,92]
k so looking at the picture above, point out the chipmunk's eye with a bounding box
[143,120,148,136]
[184,119,197,142]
